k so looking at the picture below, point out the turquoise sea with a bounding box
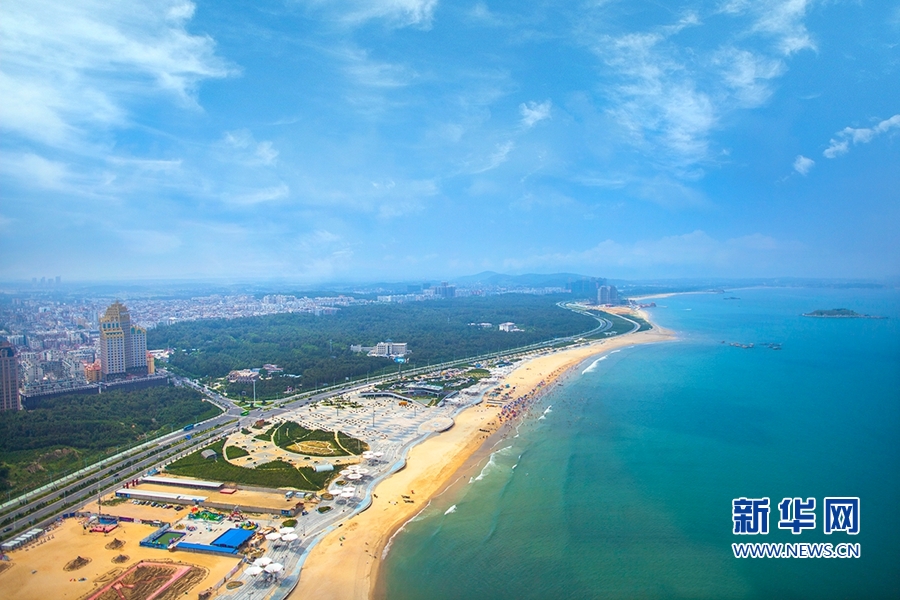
[380,287,900,599]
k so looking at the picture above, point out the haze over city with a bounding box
[2,0,898,283]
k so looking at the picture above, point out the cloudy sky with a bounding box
[1,0,898,282]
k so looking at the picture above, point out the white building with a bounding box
[370,342,408,357]
[499,322,521,332]
[227,369,259,383]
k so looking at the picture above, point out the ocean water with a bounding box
[380,287,900,599]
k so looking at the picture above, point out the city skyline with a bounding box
[1,1,898,283]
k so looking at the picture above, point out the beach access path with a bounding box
[290,324,675,600]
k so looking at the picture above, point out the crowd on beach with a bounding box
[498,380,546,423]
[497,357,584,427]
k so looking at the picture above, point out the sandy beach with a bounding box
[290,321,675,600]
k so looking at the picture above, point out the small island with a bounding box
[803,308,886,319]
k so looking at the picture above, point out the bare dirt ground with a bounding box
[80,561,207,600]
[0,518,239,600]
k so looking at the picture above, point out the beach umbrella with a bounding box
[356,468,370,475]
[278,527,295,534]
[253,557,272,567]
[346,473,362,480]
[245,566,264,576]
[374,451,384,458]
[281,533,299,542]
[340,490,355,498]
[339,469,353,476]
[265,532,281,541]
[362,451,374,459]
[264,563,284,574]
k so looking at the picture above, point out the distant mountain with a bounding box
[451,271,600,289]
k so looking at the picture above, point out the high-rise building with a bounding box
[568,277,606,299]
[99,301,148,380]
[0,342,21,411]
[598,285,618,305]
[434,282,456,298]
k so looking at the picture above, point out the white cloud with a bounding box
[583,4,813,176]
[715,48,785,107]
[793,154,814,175]
[592,30,716,170]
[0,153,72,190]
[117,229,182,255]
[471,141,515,173]
[339,47,415,88]
[299,0,438,29]
[822,139,849,158]
[227,184,290,205]
[502,230,800,274]
[223,130,280,165]
[519,100,552,128]
[0,0,232,149]
[468,2,502,26]
[721,0,816,55]
[823,115,900,158]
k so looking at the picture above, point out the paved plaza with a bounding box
[215,368,516,600]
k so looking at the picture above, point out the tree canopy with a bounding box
[148,294,597,385]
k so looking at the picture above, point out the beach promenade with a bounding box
[291,322,675,600]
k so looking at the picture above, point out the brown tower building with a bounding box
[99,301,147,380]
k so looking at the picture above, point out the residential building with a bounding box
[598,285,619,305]
[0,342,21,411]
[84,361,102,383]
[433,282,456,299]
[568,277,605,298]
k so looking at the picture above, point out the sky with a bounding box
[1,0,898,283]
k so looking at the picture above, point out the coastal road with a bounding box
[0,408,236,540]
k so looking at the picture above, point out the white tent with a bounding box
[253,556,273,567]
[246,565,264,576]
[264,562,284,574]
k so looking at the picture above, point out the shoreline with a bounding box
[289,319,675,600]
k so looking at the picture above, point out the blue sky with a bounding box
[1,0,898,282]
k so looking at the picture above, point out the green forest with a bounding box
[0,386,221,494]
[148,294,598,387]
